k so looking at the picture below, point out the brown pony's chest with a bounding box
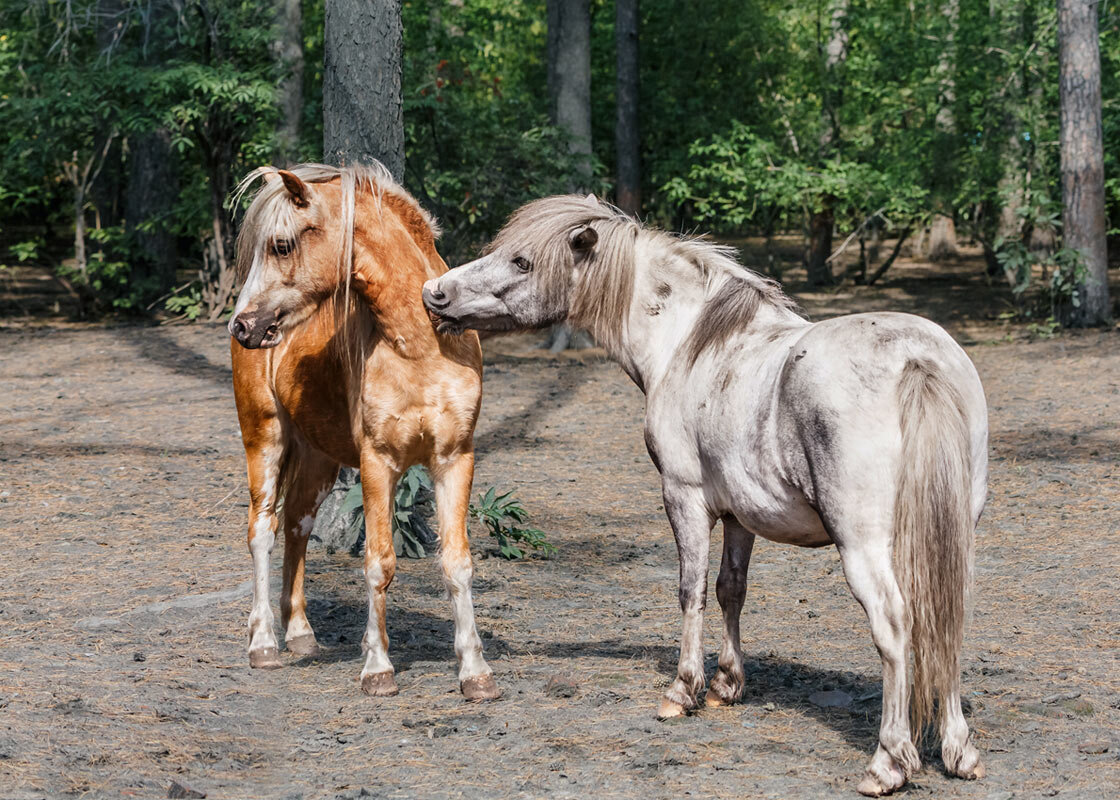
[357,342,482,465]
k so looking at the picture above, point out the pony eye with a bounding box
[512,256,532,272]
[273,238,295,257]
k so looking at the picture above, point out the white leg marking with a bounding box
[359,558,393,679]
[442,552,490,682]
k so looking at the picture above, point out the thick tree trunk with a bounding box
[545,0,594,350]
[927,213,960,261]
[126,129,179,296]
[324,0,404,180]
[547,0,592,188]
[1058,0,1110,326]
[273,0,304,166]
[615,0,640,215]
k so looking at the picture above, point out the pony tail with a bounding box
[892,359,974,737]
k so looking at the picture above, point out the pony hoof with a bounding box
[857,762,907,797]
[704,688,732,708]
[286,634,321,657]
[461,674,501,702]
[857,775,889,797]
[361,671,399,697]
[657,698,687,720]
[249,647,282,670]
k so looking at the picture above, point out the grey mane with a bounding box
[489,194,799,358]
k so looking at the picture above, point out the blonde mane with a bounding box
[231,162,440,360]
[233,161,440,281]
[489,195,798,357]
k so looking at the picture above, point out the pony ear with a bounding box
[277,169,311,208]
[584,193,597,204]
[568,225,598,253]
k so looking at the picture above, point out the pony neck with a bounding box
[610,234,801,394]
[349,201,444,358]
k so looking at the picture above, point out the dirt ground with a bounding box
[1,252,1118,799]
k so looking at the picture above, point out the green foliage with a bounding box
[663,122,927,237]
[470,486,554,560]
[2,0,1118,321]
[339,466,434,559]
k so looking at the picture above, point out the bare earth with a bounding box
[1,255,1118,799]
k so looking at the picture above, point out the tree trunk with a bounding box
[807,199,835,286]
[273,0,304,166]
[324,0,404,180]
[808,1,848,286]
[545,0,594,349]
[126,128,179,297]
[1058,0,1110,326]
[547,0,592,188]
[927,213,960,261]
[615,0,640,215]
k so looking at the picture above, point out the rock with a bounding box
[984,791,1013,800]
[808,689,852,709]
[544,675,578,698]
[1078,741,1109,754]
[1042,690,1081,704]
[167,780,206,799]
[309,468,363,554]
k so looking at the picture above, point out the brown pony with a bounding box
[227,162,498,701]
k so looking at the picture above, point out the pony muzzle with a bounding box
[231,309,284,349]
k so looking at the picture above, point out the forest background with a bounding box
[0,0,1116,328]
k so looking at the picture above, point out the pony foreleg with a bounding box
[244,433,284,670]
[838,542,921,797]
[432,451,499,701]
[707,516,755,707]
[358,454,401,697]
[279,452,338,658]
[658,487,715,719]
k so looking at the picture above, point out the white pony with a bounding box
[422,195,988,796]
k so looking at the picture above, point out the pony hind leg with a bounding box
[242,419,286,670]
[658,485,715,719]
[837,540,921,797]
[357,451,402,697]
[706,515,755,708]
[279,449,339,658]
[940,681,984,779]
[432,450,498,701]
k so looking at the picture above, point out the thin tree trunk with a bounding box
[807,198,835,286]
[126,128,179,296]
[808,0,848,286]
[273,0,304,166]
[865,227,914,286]
[324,0,404,179]
[615,0,640,215]
[1058,0,1110,326]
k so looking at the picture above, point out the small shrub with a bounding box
[470,486,554,560]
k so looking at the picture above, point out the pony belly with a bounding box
[734,502,833,548]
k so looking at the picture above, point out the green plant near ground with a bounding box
[339,465,434,559]
[994,236,1089,323]
[469,486,554,560]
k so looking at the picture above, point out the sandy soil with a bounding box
[1,256,1118,799]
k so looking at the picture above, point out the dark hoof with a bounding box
[461,674,501,702]
[249,647,282,670]
[286,633,320,657]
[361,671,399,697]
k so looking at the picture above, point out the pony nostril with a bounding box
[264,324,279,339]
[431,287,446,301]
[232,318,249,339]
